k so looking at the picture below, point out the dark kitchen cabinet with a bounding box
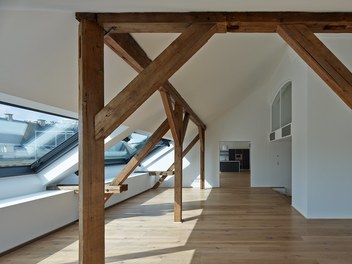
[228,149,250,170]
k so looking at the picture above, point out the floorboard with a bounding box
[1,172,352,263]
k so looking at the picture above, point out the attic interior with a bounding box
[1,1,352,263]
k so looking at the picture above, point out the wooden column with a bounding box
[78,19,105,264]
[199,127,205,190]
[173,102,184,222]
[174,144,183,222]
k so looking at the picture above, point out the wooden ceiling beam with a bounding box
[105,33,206,129]
[160,90,181,147]
[277,24,352,109]
[181,112,190,143]
[95,23,216,140]
[77,12,352,33]
[174,102,184,146]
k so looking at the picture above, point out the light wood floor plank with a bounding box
[1,172,352,263]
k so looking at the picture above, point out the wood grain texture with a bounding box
[78,19,105,264]
[277,24,352,109]
[76,12,352,33]
[105,33,206,129]
[47,184,128,194]
[199,128,205,190]
[95,23,216,140]
[148,171,175,176]
[173,102,184,222]
[3,172,352,263]
[160,90,181,147]
[181,112,190,143]
[174,145,183,222]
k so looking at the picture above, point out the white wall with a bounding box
[0,175,44,199]
[0,173,157,254]
[204,70,292,190]
[219,141,251,150]
[305,35,352,217]
[0,191,78,254]
[265,48,309,216]
[0,9,167,135]
[264,34,352,218]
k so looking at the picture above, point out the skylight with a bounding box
[0,102,78,173]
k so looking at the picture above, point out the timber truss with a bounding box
[76,12,352,263]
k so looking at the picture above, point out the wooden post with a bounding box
[174,144,183,222]
[173,102,184,222]
[78,19,105,264]
[199,127,205,189]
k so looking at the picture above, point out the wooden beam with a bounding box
[104,119,169,202]
[152,175,169,190]
[76,12,352,33]
[48,184,128,194]
[78,19,105,264]
[148,171,175,176]
[152,134,200,189]
[95,23,216,140]
[104,33,206,129]
[174,102,184,144]
[277,24,352,109]
[199,127,205,190]
[160,90,181,147]
[181,112,190,143]
[163,99,185,222]
[104,33,148,73]
[174,143,183,222]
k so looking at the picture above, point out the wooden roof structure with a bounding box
[76,12,352,263]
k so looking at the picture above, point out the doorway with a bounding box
[219,141,251,187]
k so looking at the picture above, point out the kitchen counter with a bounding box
[220,161,240,172]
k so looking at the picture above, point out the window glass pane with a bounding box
[281,82,292,127]
[104,132,170,165]
[271,93,280,131]
[104,132,148,161]
[0,103,78,167]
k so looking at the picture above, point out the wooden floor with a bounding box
[2,172,352,263]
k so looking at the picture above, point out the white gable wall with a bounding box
[306,63,352,217]
[204,57,293,190]
[305,35,352,218]
[254,35,352,218]
[264,47,309,216]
